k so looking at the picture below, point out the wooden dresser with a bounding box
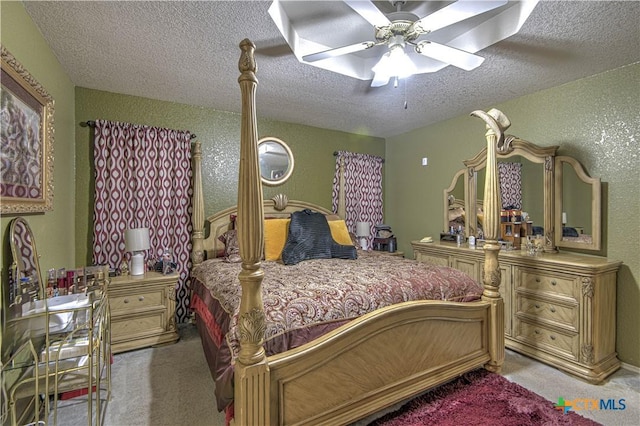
[108,271,179,353]
[411,240,622,383]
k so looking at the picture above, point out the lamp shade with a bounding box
[125,227,150,252]
[356,222,371,238]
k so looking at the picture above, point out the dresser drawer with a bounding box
[110,289,164,312]
[516,295,578,331]
[517,269,576,299]
[514,319,579,361]
[111,311,166,340]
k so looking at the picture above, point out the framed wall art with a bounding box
[1,45,54,214]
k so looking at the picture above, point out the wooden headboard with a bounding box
[202,193,336,260]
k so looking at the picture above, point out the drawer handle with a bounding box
[534,330,540,335]
[123,298,129,304]
[535,278,541,283]
[535,304,540,309]
[551,280,557,286]
[550,335,556,341]
[550,307,556,313]
[138,296,145,302]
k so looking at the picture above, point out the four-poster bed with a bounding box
[189,39,509,425]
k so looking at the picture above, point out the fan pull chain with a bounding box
[403,78,408,110]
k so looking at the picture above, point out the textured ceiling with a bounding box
[23,0,640,138]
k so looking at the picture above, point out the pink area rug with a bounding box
[369,369,601,426]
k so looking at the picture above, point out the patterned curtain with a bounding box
[92,120,193,322]
[331,151,384,247]
[498,162,522,209]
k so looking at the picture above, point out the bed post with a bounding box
[233,39,270,426]
[191,140,205,266]
[337,156,346,219]
[471,108,510,374]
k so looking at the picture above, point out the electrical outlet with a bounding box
[421,157,428,166]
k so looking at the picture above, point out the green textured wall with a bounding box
[75,88,384,266]
[3,0,637,369]
[1,2,76,281]
[386,63,640,366]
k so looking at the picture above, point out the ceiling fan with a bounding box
[269,0,539,87]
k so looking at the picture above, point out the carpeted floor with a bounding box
[51,324,639,425]
[368,369,599,426]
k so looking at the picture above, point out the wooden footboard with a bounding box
[190,39,509,426]
[266,301,491,425]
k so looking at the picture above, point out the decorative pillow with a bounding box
[218,229,241,263]
[281,209,357,265]
[328,220,354,246]
[562,226,579,237]
[264,219,291,261]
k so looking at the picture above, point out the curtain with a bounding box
[331,151,384,248]
[498,162,522,210]
[92,120,193,322]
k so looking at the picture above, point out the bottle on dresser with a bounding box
[47,268,56,298]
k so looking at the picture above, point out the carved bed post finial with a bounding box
[338,156,347,219]
[471,108,511,374]
[239,38,257,83]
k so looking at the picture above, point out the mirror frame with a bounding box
[554,156,601,251]
[463,138,559,252]
[257,137,294,186]
[8,217,44,301]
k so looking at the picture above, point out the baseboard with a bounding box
[620,361,640,374]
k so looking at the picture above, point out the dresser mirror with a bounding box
[258,137,294,186]
[457,139,559,252]
[554,156,601,251]
[443,169,466,233]
[444,138,603,253]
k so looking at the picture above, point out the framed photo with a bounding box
[1,45,54,214]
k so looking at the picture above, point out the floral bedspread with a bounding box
[191,250,482,361]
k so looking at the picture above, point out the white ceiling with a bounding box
[23,0,640,138]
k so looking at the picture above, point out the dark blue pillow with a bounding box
[562,227,579,237]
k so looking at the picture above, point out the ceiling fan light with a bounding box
[371,46,416,82]
[392,48,417,79]
[371,52,391,75]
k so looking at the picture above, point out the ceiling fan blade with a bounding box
[414,0,508,33]
[344,0,391,27]
[302,41,375,63]
[415,41,484,71]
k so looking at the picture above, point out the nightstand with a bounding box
[108,271,179,353]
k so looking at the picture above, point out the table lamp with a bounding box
[356,221,371,250]
[125,227,150,276]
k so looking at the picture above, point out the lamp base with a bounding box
[359,237,368,251]
[130,252,145,276]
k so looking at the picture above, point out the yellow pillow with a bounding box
[264,219,290,261]
[328,220,354,246]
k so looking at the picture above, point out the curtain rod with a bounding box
[333,151,385,163]
[79,121,197,139]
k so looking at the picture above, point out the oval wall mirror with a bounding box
[258,137,294,186]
